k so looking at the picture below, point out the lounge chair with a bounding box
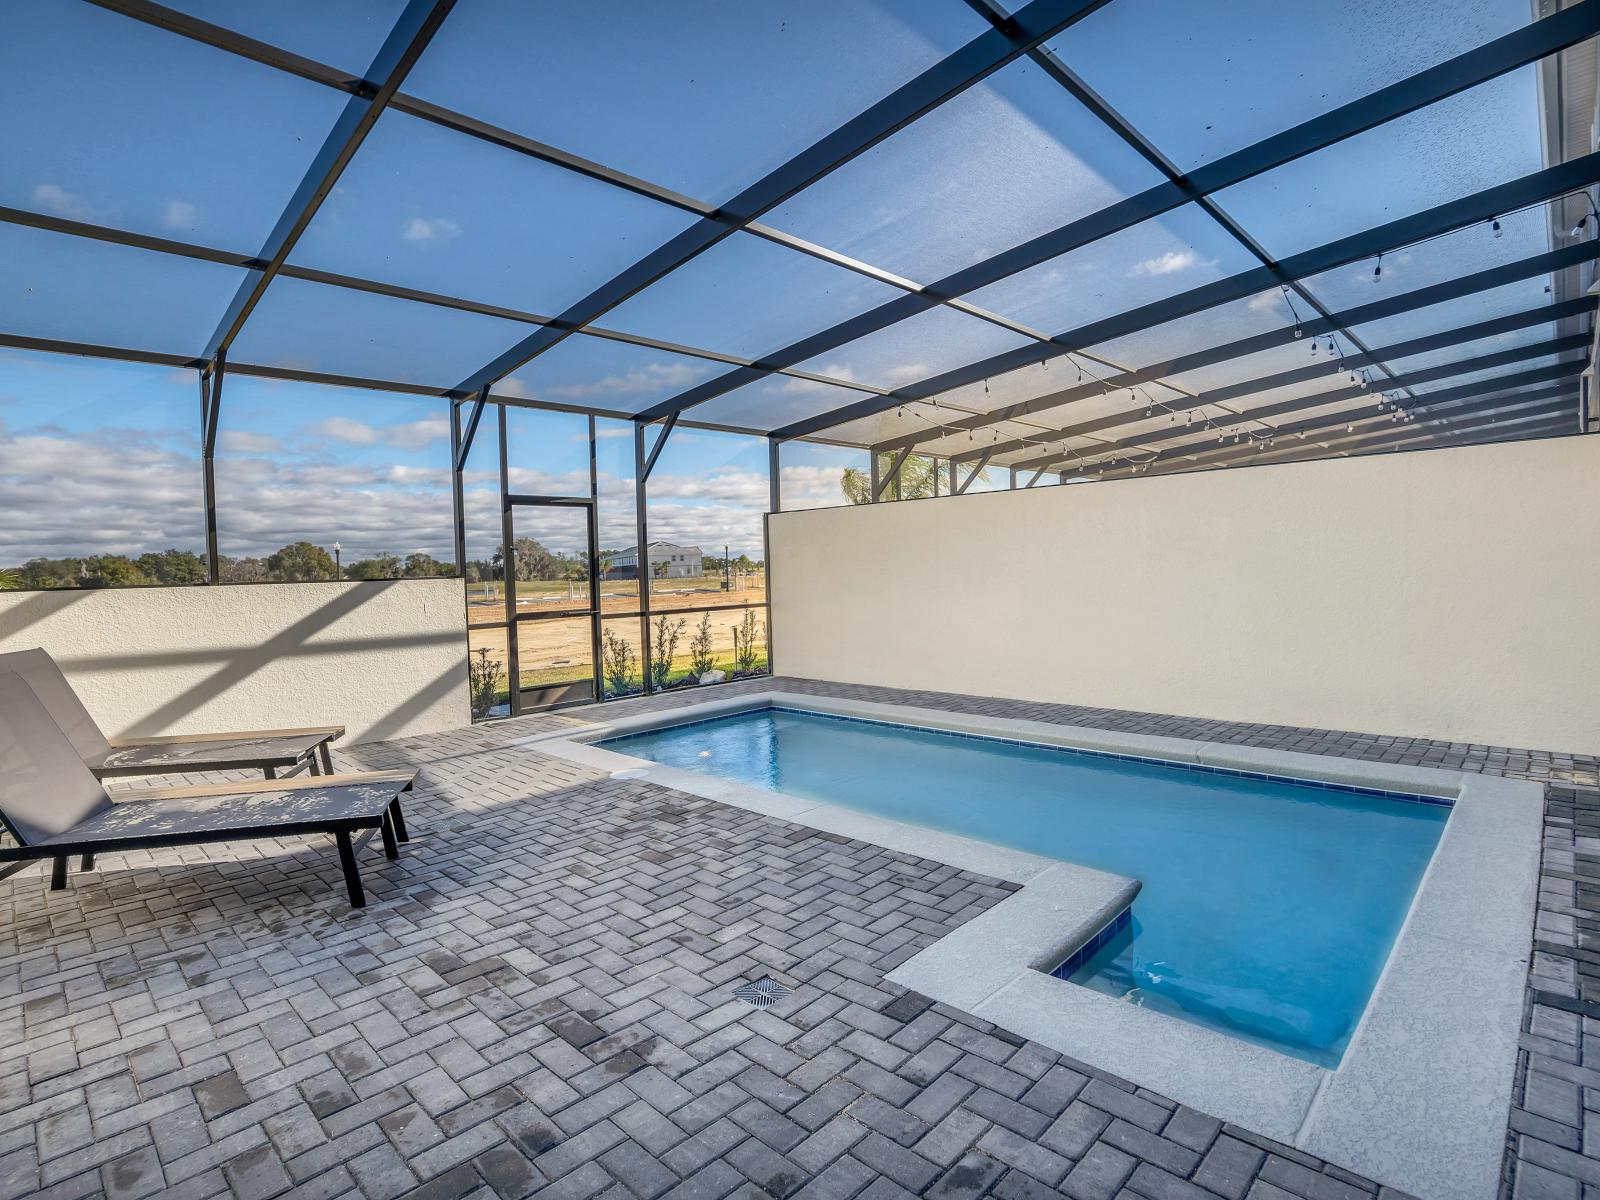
[0,648,342,779]
[0,678,413,908]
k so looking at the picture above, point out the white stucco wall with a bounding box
[0,578,469,745]
[770,435,1600,754]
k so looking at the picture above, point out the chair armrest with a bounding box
[107,725,345,748]
[118,770,415,802]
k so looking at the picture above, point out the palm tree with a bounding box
[0,567,19,590]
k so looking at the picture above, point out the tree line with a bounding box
[1,537,764,590]
[0,544,457,589]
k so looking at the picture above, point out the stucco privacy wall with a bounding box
[0,578,469,745]
[770,434,1600,754]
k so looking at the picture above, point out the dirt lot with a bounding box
[464,575,764,620]
[466,575,768,693]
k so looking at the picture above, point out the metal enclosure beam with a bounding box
[954,450,994,494]
[639,413,678,483]
[449,399,467,577]
[198,0,457,364]
[1081,390,1575,481]
[1000,332,1591,472]
[931,296,1597,463]
[633,422,654,693]
[496,406,519,715]
[198,357,224,583]
[768,439,782,514]
[915,248,1600,453]
[455,389,488,473]
[448,0,1110,395]
[1058,362,1586,476]
[1147,386,1578,474]
[875,448,913,500]
[773,157,1600,439]
[1219,403,1574,472]
[634,0,1600,423]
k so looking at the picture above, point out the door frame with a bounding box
[499,409,604,715]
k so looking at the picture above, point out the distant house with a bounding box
[611,541,704,579]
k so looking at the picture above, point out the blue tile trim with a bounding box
[1048,906,1134,980]
[597,704,1454,809]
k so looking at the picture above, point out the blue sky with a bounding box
[0,0,1560,568]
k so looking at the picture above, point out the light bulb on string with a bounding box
[1491,218,1502,238]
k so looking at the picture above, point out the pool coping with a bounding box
[516,690,1543,1200]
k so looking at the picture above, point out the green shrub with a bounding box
[732,610,761,675]
[650,615,686,690]
[688,612,715,678]
[602,627,638,697]
[468,648,502,720]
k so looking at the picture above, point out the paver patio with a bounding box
[2,677,1595,1200]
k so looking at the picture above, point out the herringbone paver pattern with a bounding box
[1,676,1592,1200]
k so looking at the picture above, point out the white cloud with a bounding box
[1247,290,1288,315]
[385,417,449,450]
[30,183,98,222]
[0,407,776,567]
[544,360,710,400]
[217,430,280,454]
[791,363,857,389]
[402,216,462,243]
[880,362,932,387]
[1130,249,1211,277]
[161,200,197,231]
[309,416,383,445]
[779,463,858,509]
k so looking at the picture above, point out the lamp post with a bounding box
[333,541,341,580]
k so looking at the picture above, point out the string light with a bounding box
[1282,285,1304,340]
[1491,218,1502,238]
[1372,253,1383,281]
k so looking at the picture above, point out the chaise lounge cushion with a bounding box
[0,648,113,766]
[0,677,114,845]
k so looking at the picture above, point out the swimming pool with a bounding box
[601,706,1449,1067]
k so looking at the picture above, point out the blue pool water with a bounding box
[601,708,1449,1067]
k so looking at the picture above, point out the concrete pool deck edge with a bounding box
[518,692,1543,1200]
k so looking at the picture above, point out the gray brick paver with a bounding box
[3,676,1595,1200]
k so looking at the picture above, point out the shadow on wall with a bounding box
[0,587,96,642]
[363,659,467,745]
[0,581,468,744]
